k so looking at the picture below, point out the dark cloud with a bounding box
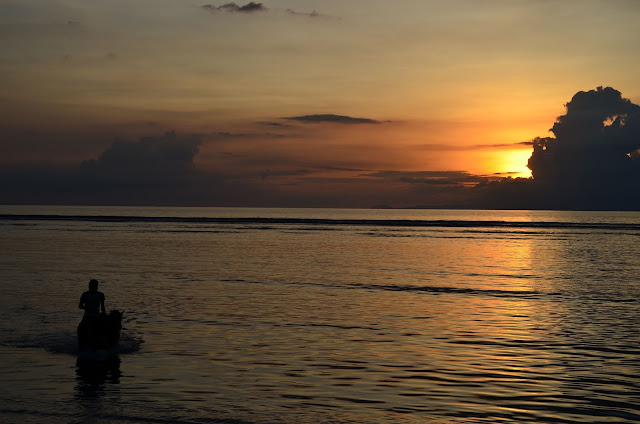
[200,3,329,18]
[78,131,202,186]
[478,86,640,210]
[476,141,533,148]
[202,2,266,13]
[285,9,326,18]
[528,87,640,182]
[284,114,381,124]
[0,132,207,205]
[493,171,520,176]
[236,2,265,12]
[259,121,300,129]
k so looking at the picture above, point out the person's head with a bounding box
[89,279,99,291]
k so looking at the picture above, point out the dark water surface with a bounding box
[1,206,640,423]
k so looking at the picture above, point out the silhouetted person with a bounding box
[78,279,106,349]
[79,279,106,319]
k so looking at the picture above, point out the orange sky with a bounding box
[2,0,640,207]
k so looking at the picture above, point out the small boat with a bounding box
[77,310,124,362]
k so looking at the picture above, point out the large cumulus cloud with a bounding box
[528,87,640,182]
[479,87,640,210]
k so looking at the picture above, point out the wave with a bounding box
[221,278,553,300]
[2,213,640,231]
[221,279,640,305]
[348,282,549,298]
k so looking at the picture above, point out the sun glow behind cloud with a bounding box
[492,149,533,178]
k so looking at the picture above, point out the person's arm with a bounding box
[100,293,106,315]
[78,293,86,309]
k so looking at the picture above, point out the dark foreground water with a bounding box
[1,206,640,423]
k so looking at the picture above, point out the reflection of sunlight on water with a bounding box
[355,288,596,419]
[389,224,539,292]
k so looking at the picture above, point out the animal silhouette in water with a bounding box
[77,310,124,351]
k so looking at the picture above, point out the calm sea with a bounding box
[1,206,640,424]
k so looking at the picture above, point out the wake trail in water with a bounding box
[1,331,143,356]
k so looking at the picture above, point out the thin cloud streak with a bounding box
[201,2,266,13]
[367,170,487,186]
[285,9,329,19]
[418,141,533,152]
[284,114,382,124]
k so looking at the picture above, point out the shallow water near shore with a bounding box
[2,206,640,423]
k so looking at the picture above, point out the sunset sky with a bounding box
[2,0,639,208]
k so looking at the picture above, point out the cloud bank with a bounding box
[1,88,638,210]
[0,132,205,205]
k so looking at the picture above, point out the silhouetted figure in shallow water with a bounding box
[79,279,106,319]
[77,279,107,350]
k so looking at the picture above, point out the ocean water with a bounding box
[1,206,640,424]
